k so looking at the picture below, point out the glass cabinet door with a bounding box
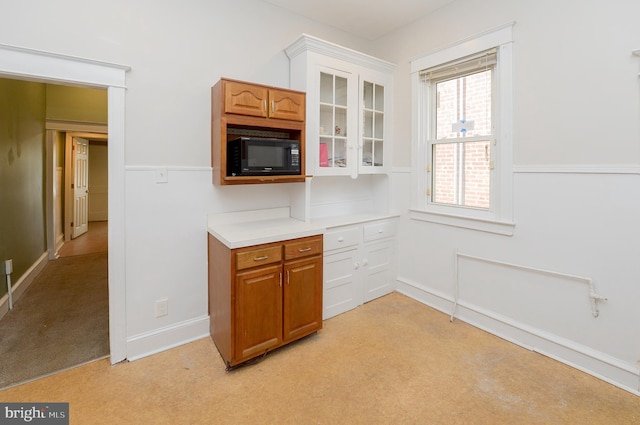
[319,72,349,170]
[361,81,385,170]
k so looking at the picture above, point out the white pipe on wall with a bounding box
[451,251,607,321]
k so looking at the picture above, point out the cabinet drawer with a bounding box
[324,226,361,251]
[363,220,396,242]
[236,245,282,270]
[284,236,323,260]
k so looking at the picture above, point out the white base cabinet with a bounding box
[323,218,396,319]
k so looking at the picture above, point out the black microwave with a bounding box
[227,137,301,176]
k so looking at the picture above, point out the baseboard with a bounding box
[0,253,48,320]
[126,315,210,361]
[396,276,640,396]
[55,233,64,254]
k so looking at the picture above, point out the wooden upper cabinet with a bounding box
[211,78,307,185]
[224,81,268,118]
[268,89,305,121]
[222,79,305,121]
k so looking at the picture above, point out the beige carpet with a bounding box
[0,252,109,389]
[1,292,639,424]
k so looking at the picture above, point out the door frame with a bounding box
[0,43,130,364]
[62,130,109,243]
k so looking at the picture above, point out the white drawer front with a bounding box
[363,220,397,242]
[324,226,361,251]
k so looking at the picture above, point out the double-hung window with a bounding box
[410,24,515,235]
[425,49,496,209]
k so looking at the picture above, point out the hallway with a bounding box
[58,221,108,258]
[0,222,109,389]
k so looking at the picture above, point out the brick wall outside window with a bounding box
[432,70,492,209]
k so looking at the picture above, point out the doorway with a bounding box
[62,131,109,246]
[0,43,129,363]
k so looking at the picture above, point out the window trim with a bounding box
[410,22,515,235]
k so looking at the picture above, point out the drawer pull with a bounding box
[253,255,269,261]
[338,237,344,242]
[298,247,312,253]
[378,229,384,233]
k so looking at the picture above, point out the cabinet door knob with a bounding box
[354,261,360,270]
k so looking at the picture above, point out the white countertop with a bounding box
[207,207,399,249]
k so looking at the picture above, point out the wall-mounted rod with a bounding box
[451,251,607,321]
[451,249,459,322]
[4,260,13,310]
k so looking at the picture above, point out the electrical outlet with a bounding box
[155,298,168,317]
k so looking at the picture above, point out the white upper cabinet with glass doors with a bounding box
[286,34,394,178]
[318,69,355,174]
[360,78,386,172]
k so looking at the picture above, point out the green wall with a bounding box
[46,85,107,123]
[0,79,47,296]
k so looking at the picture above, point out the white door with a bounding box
[72,137,89,239]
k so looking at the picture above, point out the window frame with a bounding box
[410,23,515,235]
[428,58,495,210]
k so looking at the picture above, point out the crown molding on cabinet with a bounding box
[285,34,395,74]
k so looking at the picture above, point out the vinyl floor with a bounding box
[1,292,639,424]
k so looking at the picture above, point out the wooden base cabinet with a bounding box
[209,234,322,368]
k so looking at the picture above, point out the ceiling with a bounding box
[262,0,457,40]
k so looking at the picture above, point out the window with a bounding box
[426,49,495,209]
[410,24,515,235]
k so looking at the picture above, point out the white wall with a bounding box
[380,0,640,393]
[0,0,370,360]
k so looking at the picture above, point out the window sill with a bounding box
[409,209,515,236]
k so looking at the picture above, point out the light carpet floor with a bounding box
[1,292,639,424]
[0,252,109,389]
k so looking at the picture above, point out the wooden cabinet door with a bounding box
[268,89,305,121]
[235,264,283,362]
[224,81,268,118]
[283,256,323,342]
